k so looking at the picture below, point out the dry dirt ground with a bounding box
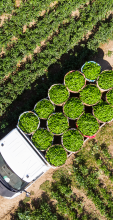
[0,40,113,220]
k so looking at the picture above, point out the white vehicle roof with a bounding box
[0,128,49,182]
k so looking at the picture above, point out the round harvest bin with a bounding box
[92,100,113,123]
[97,70,113,93]
[79,84,101,106]
[64,70,86,93]
[31,128,54,151]
[48,84,70,106]
[18,111,40,135]
[61,128,84,153]
[81,61,101,82]
[45,144,67,167]
[47,112,69,136]
[34,98,55,119]
[76,112,99,138]
[63,97,84,120]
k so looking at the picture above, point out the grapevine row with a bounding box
[0,16,113,116]
[0,1,113,83]
[0,0,87,51]
[73,148,113,219]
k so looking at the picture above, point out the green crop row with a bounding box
[0,0,88,52]
[40,168,98,220]
[1,15,113,118]
[0,0,113,82]
[0,0,14,16]
[72,144,113,219]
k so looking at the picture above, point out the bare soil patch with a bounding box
[0,13,12,27]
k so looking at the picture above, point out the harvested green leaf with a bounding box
[98,70,113,90]
[82,62,101,80]
[77,113,99,136]
[34,99,55,119]
[32,129,53,150]
[62,129,83,152]
[80,85,101,105]
[46,145,67,166]
[18,112,39,134]
[47,113,69,135]
[93,100,113,122]
[106,88,113,106]
[48,84,69,105]
[63,97,84,119]
[64,71,85,92]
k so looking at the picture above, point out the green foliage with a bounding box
[1,2,113,117]
[107,50,113,57]
[22,197,31,205]
[82,61,101,80]
[34,99,55,119]
[0,0,15,16]
[64,71,85,92]
[106,88,113,106]
[32,129,53,150]
[62,129,83,152]
[63,97,84,119]
[48,84,69,105]
[17,197,58,220]
[77,113,99,136]
[40,180,51,193]
[98,70,113,90]
[52,168,69,181]
[93,100,113,122]
[18,112,39,134]
[80,84,101,105]
[45,145,67,166]
[72,148,113,218]
[47,112,69,135]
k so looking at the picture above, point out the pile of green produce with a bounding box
[93,100,113,122]
[81,62,101,81]
[97,70,113,90]
[45,145,67,166]
[32,129,53,150]
[64,71,85,92]
[62,129,83,152]
[63,97,84,119]
[47,113,69,135]
[80,84,101,105]
[48,84,69,105]
[34,99,55,119]
[106,88,113,106]
[18,112,39,134]
[77,113,99,136]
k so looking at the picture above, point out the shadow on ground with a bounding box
[0,44,112,139]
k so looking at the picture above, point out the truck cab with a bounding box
[0,128,50,199]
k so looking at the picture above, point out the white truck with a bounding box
[0,126,51,199]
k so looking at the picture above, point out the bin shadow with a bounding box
[93,48,112,71]
[0,45,112,140]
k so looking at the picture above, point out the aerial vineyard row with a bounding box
[38,130,113,220]
[0,15,113,117]
[0,0,14,16]
[0,0,113,84]
[72,142,113,219]
[0,0,87,49]
[0,0,53,16]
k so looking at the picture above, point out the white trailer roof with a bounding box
[0,129,49,182]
